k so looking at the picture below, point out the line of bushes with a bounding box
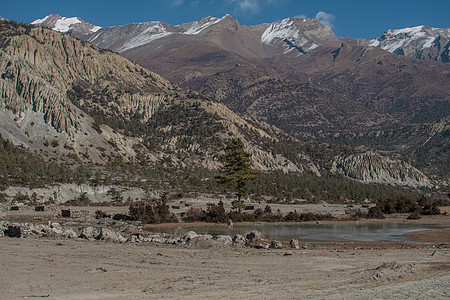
[376,196,441,217]
[129,195,178,224]
[181,201,338,223]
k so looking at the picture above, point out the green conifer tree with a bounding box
[217,139,258,206]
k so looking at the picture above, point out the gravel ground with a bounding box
[1,203,449,299]
[0,236,448,299]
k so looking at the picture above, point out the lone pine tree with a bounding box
[217,138,258,205]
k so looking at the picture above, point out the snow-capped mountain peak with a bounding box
[118,22,173,52]
[31,15,51,25]
[368,25,450,61]
[181,16,221,35]
[261,17,340,55]
[261,18,299,45]
[179,14,237,35]
[31,14,102,37]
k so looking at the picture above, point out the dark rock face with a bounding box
[4,225,22,238]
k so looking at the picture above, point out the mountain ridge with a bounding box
[33,13,450,62]
[0,19,440,193]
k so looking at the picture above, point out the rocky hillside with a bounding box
[0,20,307,173]
[0,19,441,194]
[62,14,448,128]
[0,20,178,164]
[331,151,430,187]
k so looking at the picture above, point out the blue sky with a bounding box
[3,0,449,39]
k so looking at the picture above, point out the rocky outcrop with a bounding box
[0,50,79,134]
[1,23,176,132]
[332,151,431,187]
[0,22,178,163]
[0,222,273,249]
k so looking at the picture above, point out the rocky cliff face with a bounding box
[0,50,79,134]
[0,21,176,164]
[332,151,431,187]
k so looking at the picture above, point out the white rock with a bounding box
[182,231,198,242]
[271,240,283,249]
[215,235,233,245]
[290,239,300,249]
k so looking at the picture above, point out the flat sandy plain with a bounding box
[0,206,449,299]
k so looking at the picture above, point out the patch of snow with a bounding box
[90,25,102,33]
[118,22,173,52]
[389,25,425,36]
[422,36,435,49]
[31,15,50,25]
[307,43,319,51]
[53,17,81,33]
[383,40,407,52]
[182,16,222,35]
[88,32,101,42]
[368,39,380,47]
[262,18,300,45]
[376,25,435,52]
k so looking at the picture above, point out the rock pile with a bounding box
[0,221,301,250]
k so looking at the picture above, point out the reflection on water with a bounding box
[146,223,447,242]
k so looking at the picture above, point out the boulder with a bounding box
[232,234,247,246]
[50,222,62,229]
[181,231,198,243]
[4,225,22,238]
[271,240,283,249]
[0,221,9,237]
[96,228,126,243]
[151,236,167,244]
[64,228,78,239]
[254,243,270,250]
[79,226,99,239]
[164,238,179,245]
[215,235,233,245]
[187,235,216,248]
[129,235,137,243]
[50,227,63,237]
[290,239,300,249]
[245,230,262,243]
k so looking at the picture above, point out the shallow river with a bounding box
[146,223,448,242]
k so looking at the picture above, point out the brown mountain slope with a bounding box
[191,65,392,136]
[270,43,450,124]
[0,20,306,173]
[0,20,442,191]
